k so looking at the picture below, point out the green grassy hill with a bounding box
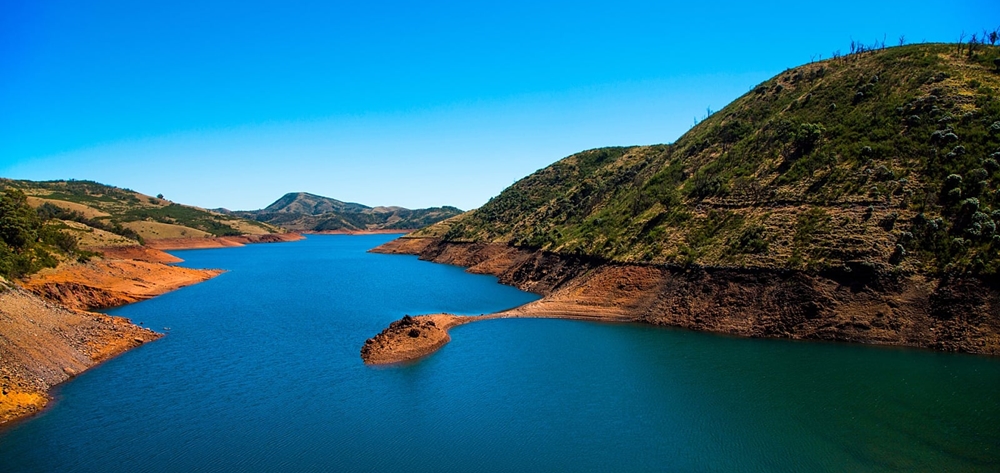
[419,43,1000,275]
[1,179,280,245]
[238,192,463,231]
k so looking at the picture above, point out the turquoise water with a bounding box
[1,234,998,472]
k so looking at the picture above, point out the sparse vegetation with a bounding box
[0,178,278,241]
[0,188,96,279]
[421,42,1000,275]
[36,202,144,244]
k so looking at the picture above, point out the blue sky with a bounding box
[1,1,994,210]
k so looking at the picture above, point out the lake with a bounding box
[1,234,998,472]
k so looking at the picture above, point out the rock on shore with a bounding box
[361,314,472,364]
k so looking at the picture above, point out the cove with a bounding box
[1,234,998,472]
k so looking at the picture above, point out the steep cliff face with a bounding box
[374,238,1000,355]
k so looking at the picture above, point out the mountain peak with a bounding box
[263,192,370,215]
[245,192,463,232]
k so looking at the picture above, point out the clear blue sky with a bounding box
[1,1,994,210]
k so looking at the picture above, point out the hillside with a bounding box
[1,179,281,244]
[237,192,462,232]
[0,275,162,423]
[375,43,1000,357]
[419,43,1000,275]
[0,180,280,425]
[262,192,370,214]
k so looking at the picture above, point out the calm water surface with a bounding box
[1,235,998,472]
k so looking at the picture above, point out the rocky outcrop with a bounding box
[361,314,465,364]
[372,237,1000,356]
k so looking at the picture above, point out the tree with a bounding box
[0,188,39,249]
[0,188,58,279]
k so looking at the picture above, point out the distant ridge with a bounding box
[237,192,462,232]
[263,192,370,215]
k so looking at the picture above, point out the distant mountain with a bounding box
[238,192,462,232]
[262,192,371,215]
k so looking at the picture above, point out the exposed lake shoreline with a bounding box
[0,233,302,427]
[361,311,636,365]
[304,229,413,235]
[6,232,999,472]
[364,236,1000,363]
[144,232,304,250]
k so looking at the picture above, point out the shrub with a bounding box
[969,168,989,182]
[943,174,963,191]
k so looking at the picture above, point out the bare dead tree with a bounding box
[898,35,905,47]
[958,31,966,54]
[989,27,999,46]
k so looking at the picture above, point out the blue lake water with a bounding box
[1,234,999,472]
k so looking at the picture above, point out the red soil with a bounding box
[22,259,222,310]
[145,232,304,250]
[362,237,1000,364]
[306,229,413,235]
[2,233,303,426]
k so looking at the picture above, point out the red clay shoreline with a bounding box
[303,229,413,235]
[361,310,637,365]
[361,236,1000,364]
[0,232,303,427]
[145,232,305,250]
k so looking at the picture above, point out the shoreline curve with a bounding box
[361,310,636,365]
